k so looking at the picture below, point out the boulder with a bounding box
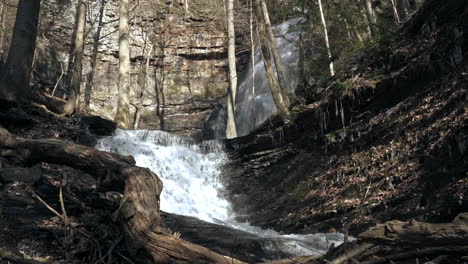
[80,116,117,136]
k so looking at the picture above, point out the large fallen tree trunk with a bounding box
[358,212,468,247]
[0,127,245,264]
[359,246,468,264]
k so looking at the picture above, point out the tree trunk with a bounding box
[0,2,5,61]
[250,0,256,130]
[361,0,377,37]
[253,0,290,121]
[226,0,238,139]
[84,0,106,113]
[134,45,153,130]
[63,0,88,115]
[390,0,401,24]
[359,6,373,37]
[114,0,132,129]
[317,0,335,77]
[260,0,291,106]
[0,0,41,103]
[0,127,247,264]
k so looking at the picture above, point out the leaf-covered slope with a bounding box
[223,0,468,235]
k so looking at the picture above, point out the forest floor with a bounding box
[0,104,126,262]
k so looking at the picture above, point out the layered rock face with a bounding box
[35,0,228,137]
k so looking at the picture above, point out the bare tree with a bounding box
[226,0,238,138]
[317,0,335,77]
[0,2,5,61]
[390,0,401,24]
[260,0,290,106]
[253,0,290,121]
[0,0,42,102]
[63,0,89,115]
[249,0,256,129]
[114,0,132,129]
[84,0,106,113]
[361,0,377,37]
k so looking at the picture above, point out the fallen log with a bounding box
[328,243,376,264]
[359,246,468,264]
[358,213,468,247]
[257,254,324,264]
[0,127,246,264]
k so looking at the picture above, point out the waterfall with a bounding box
[96,129,345,259]
[235,18,304,137]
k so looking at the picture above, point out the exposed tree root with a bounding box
[0,127,246,264]
[32,92,68,116]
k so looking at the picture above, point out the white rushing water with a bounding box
[97,129,345,258]
[235,18,304,136]
[209,18,305,138]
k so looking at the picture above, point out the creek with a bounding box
[96,129,344,261]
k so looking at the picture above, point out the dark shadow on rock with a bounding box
[161,212,292,263]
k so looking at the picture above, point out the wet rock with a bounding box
[80,116,117,136]
[161,212,290,263]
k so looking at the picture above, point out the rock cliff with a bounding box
[34,0,228,137]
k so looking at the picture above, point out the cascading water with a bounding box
[96,129,345,259]
[235,18,305,137]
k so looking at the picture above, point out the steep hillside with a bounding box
[223,0,467,235]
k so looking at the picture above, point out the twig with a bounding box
[26,184,63,220]
[0,248,43,264]
[59,187,69,223]
[52,62,64,96]
[26,185,104,260]
[94,236,123,264]
[115,251,136,264]
[106,236,122,264]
